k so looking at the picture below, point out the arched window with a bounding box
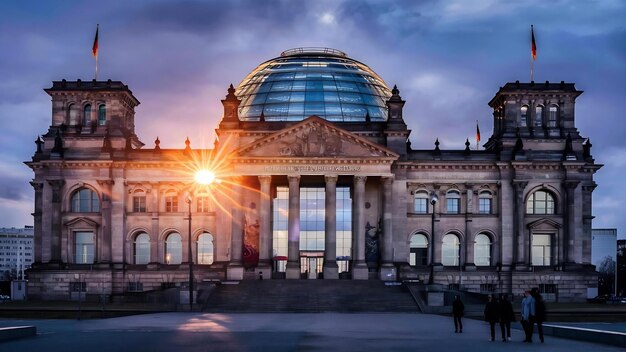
[442,234,460,266]
[98,104,106,126]
[474,234,491,266]
[409,233,428,266]
[446,190,461,214]
[534,105,543,127]
[133,233,150,264]
[71,188,100,212]
[520,105,528,127]
[526,190,556,214]
[413,191,429,214]
[83,104,92,126]
[548,105,558,128]
[68,103,78,125]
[164,233,182,264]
[197,232,214,264]
[478,191,492,214]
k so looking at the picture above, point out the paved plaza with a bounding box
[0,313,624,351]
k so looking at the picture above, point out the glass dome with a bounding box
[236,48,392,122]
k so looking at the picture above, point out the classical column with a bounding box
[379,176,396,281]
[257,176,272,271]
[285,175,301,279]
[323,175,338,279]
[48,180,64,264]
[30,182,44,264]
[512,180,528,268]
[110,169,125,264]
[352,175,368,280]
[227,179,244,280]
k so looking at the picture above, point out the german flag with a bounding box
[92,24,99,58]
[530,24,537,60]
[476,122,481,143]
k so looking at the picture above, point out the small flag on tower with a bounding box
[476,121,481,143]
[531,25,537,61]
[92,24,99,58]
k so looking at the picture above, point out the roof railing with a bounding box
[280,47,347,57]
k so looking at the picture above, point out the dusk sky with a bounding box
[1,0,625,238]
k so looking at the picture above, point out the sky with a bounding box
[0,0,625,237]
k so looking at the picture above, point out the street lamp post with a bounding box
[428,193,438,285]
[186,196,193,312]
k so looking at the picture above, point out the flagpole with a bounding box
[530,25,535,82]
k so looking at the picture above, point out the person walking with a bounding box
[484,294,500,341]
[521,290,536,342]
[452,295,464,333]
[531,288,546,343]
[498,294,515,342]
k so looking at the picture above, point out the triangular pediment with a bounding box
[65,217,99,228]
[235,116,399,159]
[527,218,562,230]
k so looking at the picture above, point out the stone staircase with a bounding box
[202,280,420,313]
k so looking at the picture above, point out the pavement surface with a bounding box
[0,313,624,352]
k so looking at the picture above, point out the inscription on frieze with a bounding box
[264,165,362,172]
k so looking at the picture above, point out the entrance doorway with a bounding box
[300,252,323,279]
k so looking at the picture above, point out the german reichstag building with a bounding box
[26,48,600,302]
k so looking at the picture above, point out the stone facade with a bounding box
[26,62,600,302]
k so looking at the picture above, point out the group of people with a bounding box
[451,288,546,343]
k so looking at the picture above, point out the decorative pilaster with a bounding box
[257,176,272,270]
[323,175,338,279]
[47,180,65,263]
[563,180,580,265]
[379,176,396,281]
[30,182,44,264]
[352,175,368,280]
[286,175,301,279]
[512,180,528,269]
[97,179,114,263]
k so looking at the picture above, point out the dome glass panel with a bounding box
[236,48,392,122]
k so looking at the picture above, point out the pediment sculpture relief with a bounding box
[279,125,342,157]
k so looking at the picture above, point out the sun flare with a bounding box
[195,169,216,185]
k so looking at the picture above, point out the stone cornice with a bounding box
[235,157,395,165]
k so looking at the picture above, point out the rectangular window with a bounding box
[480,283,496,293]
[165,196,178,212]
[446,198,460,214]
[127,282,144,292]
[133,196,146,212]
[478,198,491,214]
[414,198,428,214]
[548,106,557,128]
[539,283,557,294]
[197,197,211,213]
[532,234,552,266]
[410,248,427,266]
[75,231,94,264]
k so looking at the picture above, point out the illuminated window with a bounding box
[532,234,552,266]
[409,233,428,266]
[75,231,94,264]
[520,105,528,127]
[197,233,214,264]
[165,233,182,264]
[197,196,211,213]
[71,188,100,212]
[133,233,150,264]
[526,190,555,214]
[534,105,543,127]
[474,234,491,266]
[548,105,557,128]
[442,234,460,266]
